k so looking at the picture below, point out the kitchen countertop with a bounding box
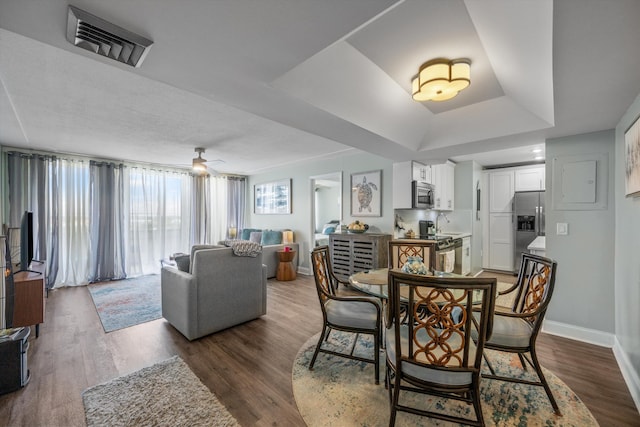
[527,236,546,250]
[398,231,471,240]
[436,232,471,239]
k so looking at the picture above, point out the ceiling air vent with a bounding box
[66,5,153,68]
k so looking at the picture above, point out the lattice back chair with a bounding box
[309,246,382,384]
[386,270,496,426]
[478,252,560,415]
[388,239,437,271]
[386,240,438,331]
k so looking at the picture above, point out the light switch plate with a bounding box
[557,223,568,235]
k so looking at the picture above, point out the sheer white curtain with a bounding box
[126,167,192,276]
[5,149,244,286]
[55,159,91,287]
[207,175,229,244]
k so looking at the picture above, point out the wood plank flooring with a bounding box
[1,273,638,426]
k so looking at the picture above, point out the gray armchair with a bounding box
[161,246,267,340]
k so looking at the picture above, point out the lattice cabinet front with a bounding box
[329,233,391,281]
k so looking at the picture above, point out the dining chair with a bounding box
[386,270,496,426]
[388,239,437,271]
[475,252,560,415]
[309,245,382,384]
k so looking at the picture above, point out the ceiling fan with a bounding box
[192,147,225,175]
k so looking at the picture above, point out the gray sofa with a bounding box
[235,228,299,278]
[161,245,267,341]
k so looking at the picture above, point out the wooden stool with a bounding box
[276,250,297,281]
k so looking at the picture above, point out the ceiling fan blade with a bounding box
[204,158,225,165]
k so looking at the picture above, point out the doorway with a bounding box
[310,172,342,248]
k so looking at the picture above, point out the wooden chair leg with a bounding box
[530,347,562,415]
[309,325,327,370]
[389,372,401,427]
[517,353,528,371]
[374,332,380,384]
[471,387,484,426]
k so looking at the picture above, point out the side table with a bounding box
[276,250,297,281]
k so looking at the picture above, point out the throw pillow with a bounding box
[240,228,261,241]
[261,229,283,245]
[322,225,336,235]
[249,231,263,244]
[322,220,339,235]
[174,254,190,272]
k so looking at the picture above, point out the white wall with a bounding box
[0,145,5,227]
[545,130,616,337]
[615,94,640,408]
[247,152,394,271]
[315,185,340,231]
[454,160,483,274]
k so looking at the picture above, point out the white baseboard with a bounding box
[534,320,640,413]
[542,319,615,347]
[613,338,640,413]
[296,266,311,276]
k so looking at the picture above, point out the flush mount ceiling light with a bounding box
[412,58,471,102]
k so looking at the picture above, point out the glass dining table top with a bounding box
[349,268,480,302]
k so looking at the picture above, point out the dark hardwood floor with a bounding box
[1,273,638,426]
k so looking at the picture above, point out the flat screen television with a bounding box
[19,211,33,271]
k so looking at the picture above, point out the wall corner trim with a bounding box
[613,337,640,414]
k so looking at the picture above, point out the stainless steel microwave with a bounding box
[412,181,435,209]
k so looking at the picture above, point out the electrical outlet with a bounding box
[556,223,568,235]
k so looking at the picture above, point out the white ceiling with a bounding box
[1,0,639,174]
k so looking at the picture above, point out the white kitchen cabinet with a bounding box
[461,236,471,276]
[432,162,455,211]
[515,165,545,191]
[484,165,545,273]
[412,161,431,183]
[489,170,514,213]
[488,213,513,271]
[393,161,433,209]
[486,168,515,272]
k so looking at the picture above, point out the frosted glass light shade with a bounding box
[412,58,470,102]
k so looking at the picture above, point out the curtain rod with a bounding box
[2,146,245,179]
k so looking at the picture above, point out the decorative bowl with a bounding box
[347,228,366,234]
[347,224,368,234]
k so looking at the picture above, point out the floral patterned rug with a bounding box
[292,331,599,427]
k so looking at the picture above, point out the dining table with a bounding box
[349,267,481,303]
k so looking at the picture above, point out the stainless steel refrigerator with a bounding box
[513,190,545,273]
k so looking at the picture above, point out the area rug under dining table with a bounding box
[87,274,161,332]
[293,330,599,426]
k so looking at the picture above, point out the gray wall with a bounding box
[247,152,394,271]
[615,93,640,397]
[545,130,616,333]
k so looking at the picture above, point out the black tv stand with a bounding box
[16,260,44,275]
[15,268,40,274]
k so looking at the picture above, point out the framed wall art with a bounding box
[254,179,291,214]
[350,170,381,217]
[625,114,640,197]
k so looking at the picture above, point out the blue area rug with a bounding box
[88,275,161,333]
